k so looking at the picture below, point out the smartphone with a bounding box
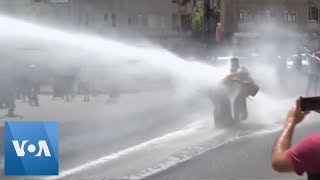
[301,97,320,111]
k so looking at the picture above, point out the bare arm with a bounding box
[272,97,309,172]
[222,73,237,84]
[272,120,295,172]
[315,55,320,63]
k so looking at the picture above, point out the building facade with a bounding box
[70,0,175,37]
[0,0,31,17]
[220,0,320,36]
[0,0,70,25]
[70,0,219,37]
[172,0,193,33]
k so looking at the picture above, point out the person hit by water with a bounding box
[210,57,241,128]
[220,59,259,123]
[232,66,259,122]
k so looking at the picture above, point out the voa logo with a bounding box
[5,121,59,176]
[12,140,51,157]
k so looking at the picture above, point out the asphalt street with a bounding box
[0,90,216,179]
[0,89,303,179]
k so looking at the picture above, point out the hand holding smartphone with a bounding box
[300,97,320,111]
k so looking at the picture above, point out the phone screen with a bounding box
[301,97,320,111]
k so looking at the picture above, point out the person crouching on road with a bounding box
[223,64,259,122]
[210,57,240,128]
[233,66,252,121]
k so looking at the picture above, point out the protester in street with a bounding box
[272,97,320,179]
[64,75,75,102]
[211,57,241,128]
[210,58,238,127]
[53,75,75,102]
[78,80,91,102]
[305,51,320,96]
[230,57,240,73]
[304,38,320,96]
[0,75,16,117]
[293,47,303,72]
[30,80,40,107]
[232,66,252,121]
[53,75,68,100]
[226,65,259,122]
[274,55,288,90]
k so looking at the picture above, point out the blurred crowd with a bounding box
[0,65,120,118]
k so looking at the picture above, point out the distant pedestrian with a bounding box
[293,47,303,72]
[78,81,91,102]
[31,81,40,107]
[233,66,252,121]
[64,75,75,102]
[0,76,16,117]
[215,22,221,43]
[304,47,320,96]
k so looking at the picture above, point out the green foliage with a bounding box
[30,1,55,20]
[191,7,204,37]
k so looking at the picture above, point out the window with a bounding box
[119,0,124,11]
[111,13,116,27]
[137,14,143,25]
[309,6,319,21]
[172,14,180,31]
[130,16,138,25]
[141,16,148,26]
[240,10,252,21]
[104,14,108,23]
[161,16,166,29]
[182,0,191,6]
[181,15,191,31]
[262,10,275,20]
[85,13,89,26]
[285,12,296,22]
[148,14,160,28]
[266,10,271,17]
[137,14,148,26]
[192,0,196,8]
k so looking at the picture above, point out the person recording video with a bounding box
[272,97,320,179]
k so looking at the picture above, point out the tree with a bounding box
[191,7,204,38]
[30,0,56,22]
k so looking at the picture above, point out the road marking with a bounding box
[45,125,201,180]
[127,127,282,179]
[45,122,281,180]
